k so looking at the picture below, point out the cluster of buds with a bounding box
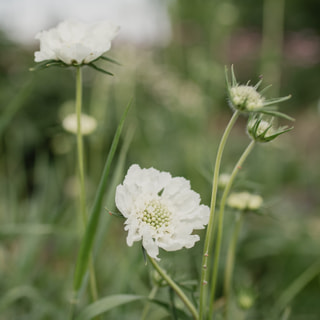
[226,66,294,143]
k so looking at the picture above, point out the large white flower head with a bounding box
[34,19,119,65]
[115,164,210,260]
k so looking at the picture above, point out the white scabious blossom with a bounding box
[62,113,97,135]
[34,19,119,65]
[227,192,263,211]
[229,85,264,111]
[115,164,210,260]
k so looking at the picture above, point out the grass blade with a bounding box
[73,99,132,291]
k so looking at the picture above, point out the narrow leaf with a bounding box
[77,295,144,320]
[73,99,132,291]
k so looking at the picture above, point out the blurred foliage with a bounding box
[0,0,319,319]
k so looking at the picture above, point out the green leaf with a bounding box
[73,99,132,291]
[76,295,192,320]
[77,294,145,320]
[88,63,114,76]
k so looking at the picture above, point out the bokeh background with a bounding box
[0,0,319,319]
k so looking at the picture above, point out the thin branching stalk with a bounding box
[223,211,244,319]
[148,257,198,320]
[209,140,255,317]
[199,110,240,320]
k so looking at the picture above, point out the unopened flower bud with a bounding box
[227,192,263,211]
[247,116,293,143]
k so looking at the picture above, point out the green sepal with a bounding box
[29,59,69,71]
[87,63,114,76]
[258,126,294,143]
[258,108,295,122]
[142,245,148,265]
[100,55,121,65]
[106,208,125,219]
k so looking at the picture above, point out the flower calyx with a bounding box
[247,115,293,143]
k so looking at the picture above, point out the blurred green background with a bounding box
[0,0,319,319]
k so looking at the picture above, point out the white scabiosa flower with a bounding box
[115,164,210,260]
[34,19,119,65]
[227,192,263,211]
[62,113,97,135]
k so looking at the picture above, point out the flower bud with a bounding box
[229,85,264,111]
[237,289,255,310]
[227,192,263,211]
[247,116,293,143]
[225,65,292,117]
[62,113,97,135]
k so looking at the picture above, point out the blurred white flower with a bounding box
[218,173,231,188]
[62,113,97,135]
[115,164,210,260]
[34,19,119,65]
[227,192,263,211]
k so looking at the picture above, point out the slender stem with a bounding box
[209,140,255,317]
[199,110,240,320]
[148,257,198,320]
[75,67,88,226]
[141,285,159,320]
[223,211,244,320]
[75,67,99,315]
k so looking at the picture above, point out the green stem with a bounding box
[223,211,244,320]
[148,257,198,320]
[75,67,88,227]
[199,110,240,320]
[75,67,99,316]
[209,140,255,317]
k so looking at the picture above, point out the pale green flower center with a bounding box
[255,120,274,137]
[140,199,171,229]
[230,85,264,111]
